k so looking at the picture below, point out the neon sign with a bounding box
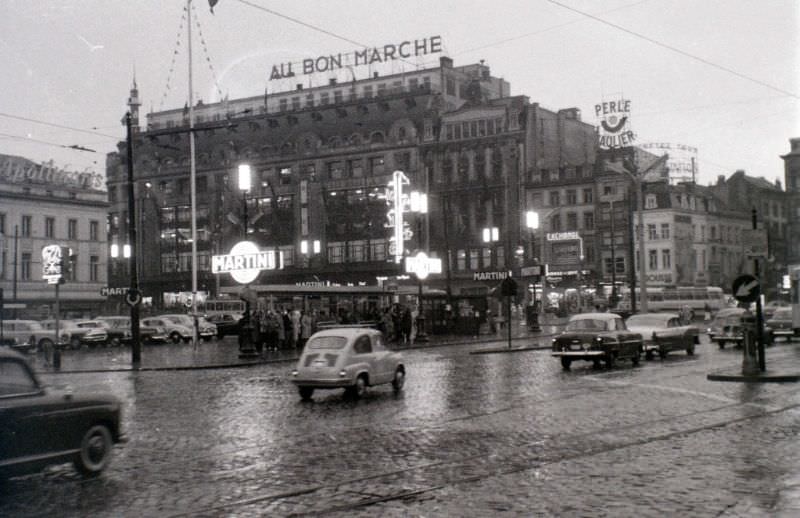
[211,241,281,284]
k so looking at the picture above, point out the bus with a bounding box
[199,298,246,317]
[615,286,727,314]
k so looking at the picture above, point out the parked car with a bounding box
[765,308,797,341]
[40,319,90,350]
[0,320,59,352]
[141,316,192,344]
[159,314,217,342]
[72,320,112,348]
[707,307,747,341]
[290,328,406,400]
[95,316,168,344]
[205,312,242,338]
[0,349,125,478]
[625,312,700,359]
[712,311,774,349]
[763,300,790,321]
[551,312,643,370]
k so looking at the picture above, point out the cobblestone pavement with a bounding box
[1,335,799,517]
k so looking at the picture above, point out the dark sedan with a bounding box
[205,312,242,338]
[765,308,798,341]
[551,312,643,370]
[0,349,125,478]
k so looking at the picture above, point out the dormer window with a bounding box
[645,194,657,209]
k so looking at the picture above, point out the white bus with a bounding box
[616,286,727,314]
[199,298,246,317]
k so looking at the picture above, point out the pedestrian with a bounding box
[473,306,481,338]
[290,308,301,349]
[282,309,292,349]
[703,303,712,323]
[487,308,497,333]
[275,310,286,350]
[401,307,413,344]
[300,310,312,350]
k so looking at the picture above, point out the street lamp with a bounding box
[410,190,429,342]
[525,211,542,332]
[236,163,257,358]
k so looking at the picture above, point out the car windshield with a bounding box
[627,315,669,327]
[307,336,348,350]
[165,316,190,325]
[566,319,610,332]
[772,308,792,318]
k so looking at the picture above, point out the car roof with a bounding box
[310,327,382,338]
[628,312,679,320]
[569,312,621,321]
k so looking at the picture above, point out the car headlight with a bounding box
[339,370,347,377]
[291,370,298,376]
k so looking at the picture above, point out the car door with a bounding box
[0,358,48,467]
[370,334,394,384]
[352,335,376,381]
[615,318,639,356]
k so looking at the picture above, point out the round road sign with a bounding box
[732,274,760,304]
[126,288,142,307]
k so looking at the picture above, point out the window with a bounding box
[662,249,671,269]
[645,194,658,209]
[550,214,561,232]
[661,223,670,240]
[320,92,330,105]
[90,220,99,241]
[446,77,455,95]
[45,217,55,238]
[583,188,593,204]
[333,90,342,103]
[0,360,37,396]
[549,169,560,182]
[603,185,615,196]
[566,190,577,204]
[584,212,594,230]
[369,156,385,175]
[328,161,345,180]
[291,97,300,110]
[649,249,658,270]
[305,93,314,107]
[90,255,99,282]
[21,215,32,237]
[354,336,372,354]
[21,252,31,280]
[363,85,373,98]
[566,212,578,231]
[648,224,657,240]
[349,159,363,178]
[0,212,5,236]
[549,191,560,206]
[279,98,288,112]
[68,219,78,239]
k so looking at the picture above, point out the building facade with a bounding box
[780,137,800,272]
[0,153,108,318]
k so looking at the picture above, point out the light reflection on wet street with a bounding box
[2,337,800,517]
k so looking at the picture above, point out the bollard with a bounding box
[741,314,758,376]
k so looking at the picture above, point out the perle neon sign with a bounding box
[211,241,282,284]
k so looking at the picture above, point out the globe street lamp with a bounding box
[236,163,257,358]
[525,211,542,332]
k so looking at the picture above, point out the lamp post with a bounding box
[124,112,141,365]
[410,190,429,342]
[237,164,257,358]
[525,211,542,332]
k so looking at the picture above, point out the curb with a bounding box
[35,332,560,374]
[707,370,800,383]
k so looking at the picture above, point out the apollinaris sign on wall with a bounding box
[269,36,443,81]
[595,99,636,149]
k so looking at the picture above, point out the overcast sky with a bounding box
[1,0,797,187]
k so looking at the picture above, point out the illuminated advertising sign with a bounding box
[0,154,104,190]
[41,244,64,284]
[595,99,635,149]
[269,36,443,81]
[211,241,281,284]
[405,251,442,280]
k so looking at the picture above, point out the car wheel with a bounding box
[560,357,572,370]
[645,350,654,361]
[182,336,191,344]
[298,387,314,401]
[658,349,668,360]
[110,337,121,347]
[631,349,641,366]
[70,337,82,350]
[348,375,368,399]
[718,341,726,349]
[38,338,54,352]
[392,368,405,393]
[203,336,212,342]
[686,345,695,356]
[170,332,181,344]
[605,352,616,368]
[73,424,113,477]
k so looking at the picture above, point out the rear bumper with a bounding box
[290,378,353,389]
[552,351,605,358]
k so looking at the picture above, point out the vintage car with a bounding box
[205,312,242,338]
[712,311,774,349]
[551,313,643,370]
[625,312,700,359]
[0,349,125,478]
[40,319,89,350]
[72,320,112,347]
[763,300,790,321]
[765,308,797,341]
[290,328,406,400]
[160,314,217,342]
[707,307,747,341]
[95,316,168,344]
[142,316,193,344]
[0,320,59,352]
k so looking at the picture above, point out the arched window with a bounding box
[398,126,407,140]
[370,131,385,144]
[328,136,341,149]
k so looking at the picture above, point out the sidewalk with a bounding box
[28,320,566,374]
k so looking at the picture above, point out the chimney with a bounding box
[439,56,453,68]
[717,175,725,186]
[329,78,337,85]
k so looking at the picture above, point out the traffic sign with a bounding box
[732,274,760,303]
[126,289,142,307]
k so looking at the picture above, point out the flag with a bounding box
[209,0,220,13]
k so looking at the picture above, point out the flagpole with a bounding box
[188,0,199,346]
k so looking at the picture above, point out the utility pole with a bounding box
[125,112,141,366]
[752,208,766,371]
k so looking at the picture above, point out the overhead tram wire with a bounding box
[547,0,800,100]
[0,131,98,153]
[0,112,119,140]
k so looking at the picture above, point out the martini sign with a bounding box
[211,241,281,284]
